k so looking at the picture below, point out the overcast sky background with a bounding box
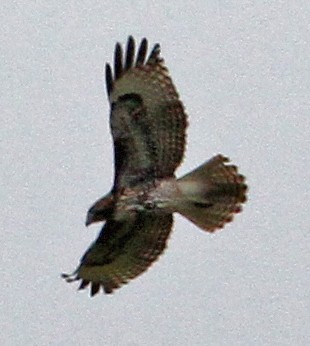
[1,1,309,345]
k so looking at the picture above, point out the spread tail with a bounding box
[176,155,247,232]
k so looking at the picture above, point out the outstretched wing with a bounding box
[62,213,173,296]
[106,36,187,190]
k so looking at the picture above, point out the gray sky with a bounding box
[1,1,309,345]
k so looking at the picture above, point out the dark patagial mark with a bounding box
[113,138,128,190]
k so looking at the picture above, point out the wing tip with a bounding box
[135,37,148,66]
[105,63,113,97]
[106,36,162,100]
[114,42,123,80]
[147,43,161,64]
[125,35,135,71]
[61,271,78,283]
[62,270,122,297]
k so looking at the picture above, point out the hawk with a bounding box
[62,36,247,296]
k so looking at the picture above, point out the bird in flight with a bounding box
[62,36,247,296]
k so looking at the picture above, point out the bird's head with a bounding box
[85,192,114,226]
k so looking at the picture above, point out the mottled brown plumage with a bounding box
[62,36,247,296]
